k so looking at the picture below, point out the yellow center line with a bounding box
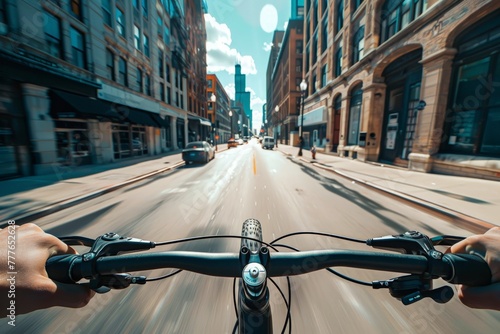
[253,153,257,175]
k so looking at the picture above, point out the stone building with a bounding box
[0,0,209,179]
[299,0,500,180]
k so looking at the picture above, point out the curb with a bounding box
[279,150,495,234]
[1,161,185,227]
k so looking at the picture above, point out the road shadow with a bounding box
[292,159,411,232]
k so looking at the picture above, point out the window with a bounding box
[134,25,140,50]
[116,7,125,37]
[321,64,327,87]
[352,25,364,64]
[380,0,428,43]
[167,87,171,104]
[166,64,170,83]
[336,0,344,34]
[142,0,148,17]
[321,17,328,53]
[106,49,115,81]
[70,0,82,20]
[70,27,86,68]
[207,79,213,88]
[158,49,164,78]
[136,68,143,93]
[143,33,150,57]
[133,0,139,9]
[296,40,303,54]
[296,59,302,73]
[164,26,170,45]
[119,57,128,87]
[353,0,364,12]
[312,33,318,62]
[335,45,342,77]
[157,15,163,37]
[44,12,63,59]
[102,0,111,26]
[348,85,362,145]
[145,74,151,96]
[160,83,165,101]
[312,74,317,93]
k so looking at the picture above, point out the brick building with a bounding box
[297,0,500,180]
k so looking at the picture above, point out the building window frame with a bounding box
[380,0,428,44]
[106,49,115,81]
[119,57,128,87]
[352,25,365,64]
[44,11,63,59]
[70,26,86,69]
[102,0,112,27]
[116,7,125,37]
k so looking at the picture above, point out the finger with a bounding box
[457,284,500,311]
[48,282,96,309]
[449,235,486,254]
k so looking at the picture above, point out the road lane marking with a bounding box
[253,154,257,175]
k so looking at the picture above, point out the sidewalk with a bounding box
[0,143,498,232]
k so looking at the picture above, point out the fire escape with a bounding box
[171,1,189,78]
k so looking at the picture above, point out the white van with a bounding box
[261,136,275,150]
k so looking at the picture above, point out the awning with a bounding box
[127,109,162,127]
[51,90,165,127]
[188,114,212,127]
[50,90,120,120]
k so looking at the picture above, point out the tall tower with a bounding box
[234,64,252,131]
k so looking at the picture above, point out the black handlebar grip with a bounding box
[46,254,79,284]
[442,253,492,286]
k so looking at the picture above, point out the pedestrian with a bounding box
[311,145,316,159]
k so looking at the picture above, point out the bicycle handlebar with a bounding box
[46,249,491,286]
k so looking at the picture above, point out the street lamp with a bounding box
[210,94,217,150]
[229,110,233,138]
[299,79,307,156]
[275,105,279,147]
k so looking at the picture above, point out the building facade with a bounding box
[0,0,209,180]
[206,73,232,144]
[298,0,500,180]
[270,19,304,146]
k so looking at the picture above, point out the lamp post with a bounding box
[229,110,233,139]
[274,105,279,147]
[210,94,217,150]
[298,79,307,156]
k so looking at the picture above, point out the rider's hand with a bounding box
[1,223,94,317]
[449,226,500,311]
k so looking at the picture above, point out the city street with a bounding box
[2,140,499,333]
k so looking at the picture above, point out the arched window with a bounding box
[380,0,428,44]
[348,84,363,145]
[444,10,500,156]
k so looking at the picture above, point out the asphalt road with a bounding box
[2,140,499,333]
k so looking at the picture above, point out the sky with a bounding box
[205,0,292,132]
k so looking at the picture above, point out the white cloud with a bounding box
[263,42,273,52]
[205,14,257,75]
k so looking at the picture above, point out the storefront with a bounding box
[302,106,327,149]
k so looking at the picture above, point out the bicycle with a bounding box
[46,218,492,334]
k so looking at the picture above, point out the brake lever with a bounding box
[69,232,155,293]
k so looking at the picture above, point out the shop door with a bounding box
[380,87,404,162]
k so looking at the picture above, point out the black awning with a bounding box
[188,114,212,127]
[50,90,120,120]
[126,109,162,127]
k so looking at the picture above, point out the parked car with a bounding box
[261,136,275,150]
[182,141,215,164]
[237,138,244,145]
[227,138,238,148]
